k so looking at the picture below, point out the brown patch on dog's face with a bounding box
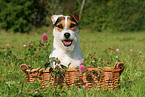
[54,15,80,32]
[67,15,80,31]
[67,18,78,31]
[54,17,65,32]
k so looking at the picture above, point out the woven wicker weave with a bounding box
[20,62,125,90]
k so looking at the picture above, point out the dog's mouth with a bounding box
[62,40,73,47]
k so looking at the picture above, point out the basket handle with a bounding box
[114,62,125,71]
[20,64,32,74]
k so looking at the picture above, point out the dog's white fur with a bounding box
[49,15,84,68]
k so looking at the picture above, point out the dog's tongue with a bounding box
[63,40,71,45]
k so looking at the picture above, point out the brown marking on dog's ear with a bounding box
[69,15,81,25]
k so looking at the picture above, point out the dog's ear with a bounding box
[51,15,64,24]
[69,15,81,24]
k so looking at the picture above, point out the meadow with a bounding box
[0,30,145,97]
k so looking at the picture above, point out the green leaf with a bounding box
[68,63,71,68]
[92,70,96,74]
[60,65,68,69]
[75,66,79,69]
[49,57,55,60]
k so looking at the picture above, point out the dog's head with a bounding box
[51,15,81,50]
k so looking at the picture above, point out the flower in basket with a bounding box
[79,63,87,74]
[56,59,61,64]
[60,69,63,72]
[83,84,88,89]
[42,33,49,42]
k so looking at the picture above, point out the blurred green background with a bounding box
[0,0,145,33]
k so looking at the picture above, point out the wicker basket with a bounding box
[20,62,125,90]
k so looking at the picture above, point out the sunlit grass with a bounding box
[0,30,145,96]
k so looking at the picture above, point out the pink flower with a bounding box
[6,44,9,47]
[92,60,95,63]
[3,49,7,52]
[116,49,119,52]
[42,33,49,42]
[79,65,86,73]
[83,84,88,89]
[28,41,31,44]
[56,59,61,64]
[29,44,33,47]
[139,51,142,54]
[116,56,118,58]
[60,69,63,72]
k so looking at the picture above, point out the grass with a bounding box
[0,30,145,97]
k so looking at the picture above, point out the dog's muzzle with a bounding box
[62,33,73,47]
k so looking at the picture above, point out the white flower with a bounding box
[23,45,26,47]
[6,81,15,87]
[130,49,133,52]
[115,56,118,59]
[35,91,38,94]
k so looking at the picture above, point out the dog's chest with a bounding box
[59,55,73,65]
[59,55,82,67]
[50,49,83,67]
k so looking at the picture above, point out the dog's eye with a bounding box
[70,24,76,28]
[57,24,63,29]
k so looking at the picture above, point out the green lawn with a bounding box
[0,30,145,97]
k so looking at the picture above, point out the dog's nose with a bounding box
[64,33,70,38]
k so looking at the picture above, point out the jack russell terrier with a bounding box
[49,15,84,68]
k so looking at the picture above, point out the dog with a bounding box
[49,15,84,68]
